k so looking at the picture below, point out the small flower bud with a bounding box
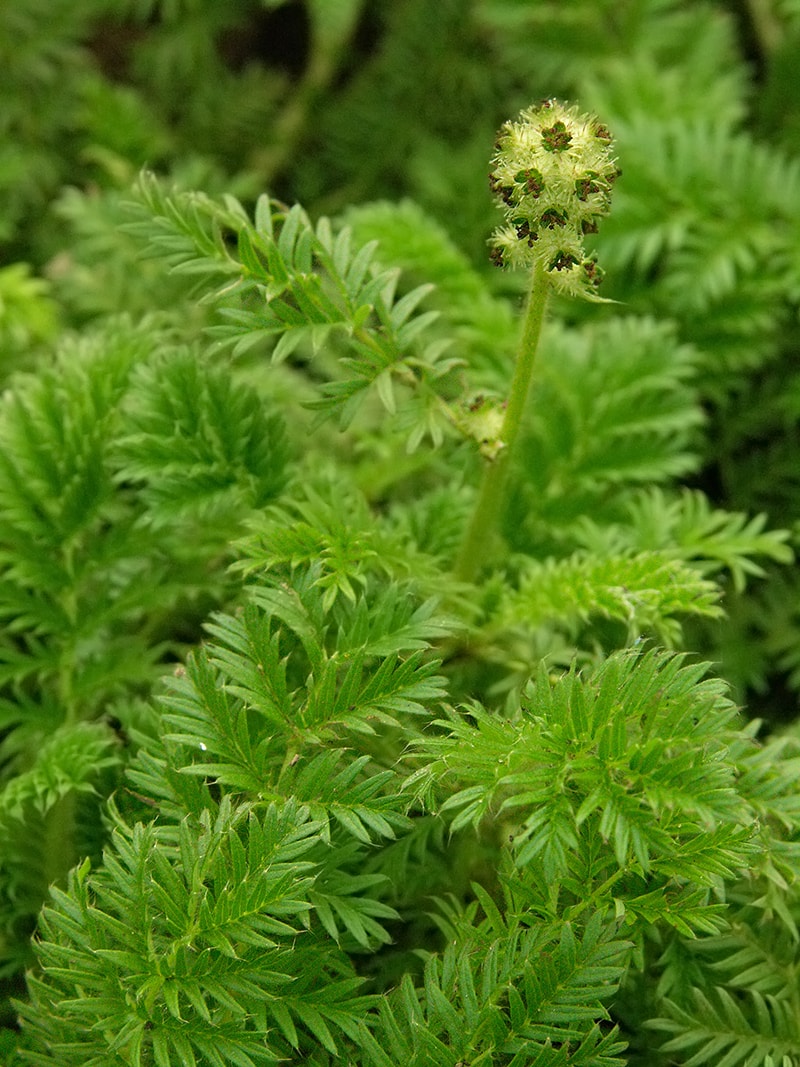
[488,99,619,299]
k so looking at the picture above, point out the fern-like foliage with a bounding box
[575,489,794,594]
[408,649,758,934]
[0,265,59,382]
[13,550,800,1064]
[359,911,629,1067]
[233,487,400,610]
[502,550,722,645]
[17,797,374,1066]
[128,176,461,443]
[128,568,449,815]
[0,722,120,824]
[503,317,703,545]
[12,570,453,1062]
[587,69,800,384]
[0,732,118,981]
[49,185,195,321]
[0,0,97,246]
[232,477,466,612]
[342,198,519,381]
[651,986,800,1067]
[116,347,288,527]
[0,315,290,986]
[0,318,287,738]
[480,0,748,120]
[5,6,800,1058]
[12,568,642,1066]
[292,0,500,223]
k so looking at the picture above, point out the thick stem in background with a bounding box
[41,792,78,894]
[454,259,550,582]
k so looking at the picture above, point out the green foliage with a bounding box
[408,650,758,922]
[4,0,800,1063]
[359,912,630,1067]
[0,265,59,380]
[652,987,800,1067]
[502,552,722,645]
[17,798,374,1065]
[116,349,289,525]
[0,316,289,995]
[509,318,702,514]
[128,174,461,446]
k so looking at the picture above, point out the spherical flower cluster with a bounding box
[488,99,620,299]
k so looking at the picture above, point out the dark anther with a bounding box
[583,259,604,286]
[549,251,578,271]
[514,167,545,197]
[575,173,601,201]
[539,208,567,229]
[541,120,572,152]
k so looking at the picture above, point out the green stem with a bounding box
[746,0,782,54]
[250,24,350,184]
[454,260,550,582]
[58,542,79,724]
[41,791,77,891]
[566,867,626,923]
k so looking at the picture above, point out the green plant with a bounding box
[1,77,798,1065]
[5,1,800,1063]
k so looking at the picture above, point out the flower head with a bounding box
[488,99,620,298]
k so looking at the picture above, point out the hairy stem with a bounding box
[454,260,550,582]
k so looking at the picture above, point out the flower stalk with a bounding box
[455,99,619,582]
[454,259,549,582]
